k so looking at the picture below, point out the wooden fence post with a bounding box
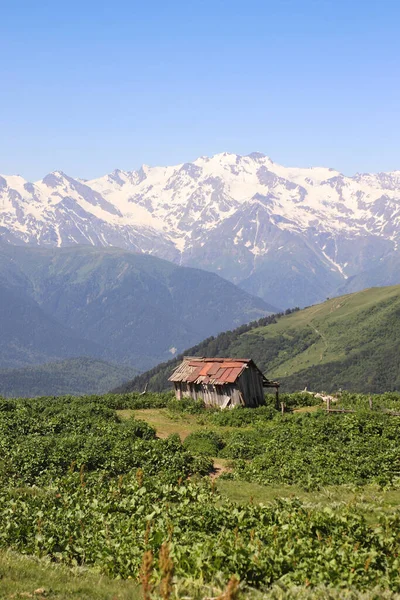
[326,397,331,412]
[369,397,373,410]
[280,402,285,416]
[275,387,280,411]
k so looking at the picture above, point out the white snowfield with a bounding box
[1,152,400,306]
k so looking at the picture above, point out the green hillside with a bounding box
[0,358,139,398]
[0,241,274,371]
[117,285,400,394]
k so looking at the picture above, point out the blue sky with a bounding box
[1,0,399,180]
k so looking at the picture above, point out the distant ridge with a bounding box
[0,241,275,373]
[0,358,139,398]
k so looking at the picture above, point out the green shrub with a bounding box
[183,430,225,456]
[336,391,400,412]
[231,411,400,489]
[4,390,400,591]
[220,429,266,459]
[207,405,278,427]
[2,472,400,589]
[0,393,207,485]
[265,392,323,408]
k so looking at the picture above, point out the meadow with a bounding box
[2,391,400,599]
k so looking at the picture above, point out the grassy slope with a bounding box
[5,550,400,600]
[231,285,400,390]
[254,285,400,391]
[252,286,400,375]
[119,285,400,394]
[0,551,140,600]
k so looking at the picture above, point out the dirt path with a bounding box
[308,322,329,361]
[210,459,232,480]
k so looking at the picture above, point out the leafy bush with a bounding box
[265,392,323,409]
[1,472,400,590]
[336,391,400,412]
[206,405,278,427]
[219,429,266,460]
[231,411,400,489]
[4,390,400,592]
[183,430,225,456]
[0,394,209,485]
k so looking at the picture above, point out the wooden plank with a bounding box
[221,396,231,409]
[186,367,203,383]
[211,367,227,382]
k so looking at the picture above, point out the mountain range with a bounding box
[117,285,400,395]
[2,152,400,308]
[0,241,272,377]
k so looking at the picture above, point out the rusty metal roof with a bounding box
[169,357,251,385]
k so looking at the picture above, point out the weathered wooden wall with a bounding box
[237,367,265,407]
[173,366,265,408]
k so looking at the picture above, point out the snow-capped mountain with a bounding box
[1,152,400,308]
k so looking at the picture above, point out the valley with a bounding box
[0,241,272,380]
[0,358,139,398]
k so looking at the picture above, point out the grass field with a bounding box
[118,408,202,439]
[0,551,140,600]
[118,408,240,439]
[3,550,400,600]
[217,480,400,517]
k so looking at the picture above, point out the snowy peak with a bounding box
[1,152,400,308]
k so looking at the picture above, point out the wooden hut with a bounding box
[169,357,279,409]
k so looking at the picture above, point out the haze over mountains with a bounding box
[2,152,400,308]
[0,241,272,382]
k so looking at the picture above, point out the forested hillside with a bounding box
[116,285,400,394]
[0,240,275,371]
[0,358,139,398]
